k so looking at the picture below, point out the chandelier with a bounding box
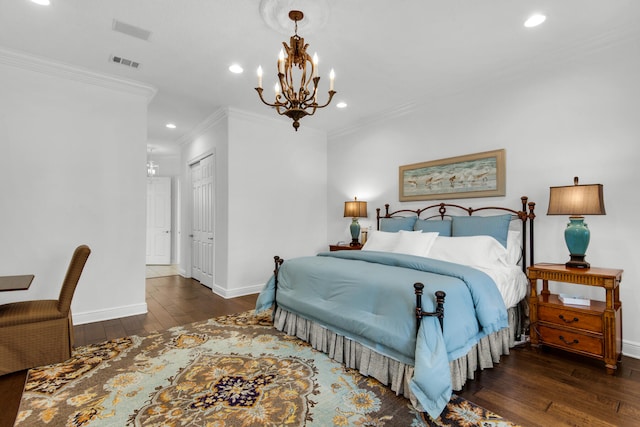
[147,160,158,177]
[147,148,158,177]
[255,10,336,131]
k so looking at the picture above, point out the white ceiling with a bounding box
[1,0,638,156]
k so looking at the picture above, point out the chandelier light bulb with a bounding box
[278,49,285,74]
[313,53,318,78]
[274,82,280,95]
[257,66,263,89]
[329,69,335,91]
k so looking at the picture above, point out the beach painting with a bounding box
[399,149,506,201]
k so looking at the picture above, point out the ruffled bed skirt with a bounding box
[273,306,521,408]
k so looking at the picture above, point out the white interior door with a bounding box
[191,155,214,288]
[146,177,172,264]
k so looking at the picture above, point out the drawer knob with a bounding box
[559,335,579,345]
[558,314,579,324]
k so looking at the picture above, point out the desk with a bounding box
[0,275,34,291]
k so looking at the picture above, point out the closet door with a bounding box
[191,155,214,288]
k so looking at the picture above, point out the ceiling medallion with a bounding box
[258,0,329,35]
[255,10,336,131]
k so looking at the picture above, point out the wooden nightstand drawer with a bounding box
[538,325,603,357]
[538,302,602,334]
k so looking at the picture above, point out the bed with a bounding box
[256,196,536,418]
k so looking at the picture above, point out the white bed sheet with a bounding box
[363,231,529,309]
[472,265,528,309]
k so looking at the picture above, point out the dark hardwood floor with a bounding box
[2,275,640,426]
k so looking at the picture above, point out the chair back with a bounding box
[57,245,91,315]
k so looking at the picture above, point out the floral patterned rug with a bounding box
[16,310,520,426]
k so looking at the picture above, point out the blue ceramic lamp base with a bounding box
[350,218,361,246]
[564,216,591,269]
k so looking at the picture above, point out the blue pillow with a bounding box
[451,214,512,247]
[379,217,417,232]
[413,219,452,236]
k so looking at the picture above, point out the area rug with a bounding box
[15,310,520,426]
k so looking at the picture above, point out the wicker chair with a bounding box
[0,245,91,375]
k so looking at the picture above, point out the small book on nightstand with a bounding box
[558,293,590,306]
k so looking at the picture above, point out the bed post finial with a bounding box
[414,282,424,322]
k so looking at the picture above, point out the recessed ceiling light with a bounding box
[336,102,347,109]
[30,0,51,5]
[165,123,176,129]
[228,64,243,74]
[524,14,546,28]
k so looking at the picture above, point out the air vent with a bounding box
[109,55,141,69]
[112,19,152,41]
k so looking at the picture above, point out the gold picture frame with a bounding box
[399,149,506,201]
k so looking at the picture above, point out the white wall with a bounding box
[328,39,640,357]
[0,50,155,324]
[226,109,327,295]
[179,108,327,298]
[180,109,229,283]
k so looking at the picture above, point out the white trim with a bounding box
[0,47,157,102]
[329,101,418,139]
[210,282,265,299]
[187,149,215,167]
[72,302,148,325]
[227,107,327,138]
[177,108,227,146]
[623,339,640,360]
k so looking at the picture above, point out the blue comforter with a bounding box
[255,250,508,418]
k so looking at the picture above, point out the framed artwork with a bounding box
[399,149,506,201]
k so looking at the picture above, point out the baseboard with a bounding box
[72,302,148,325]
[211,283,264,299]
[623,339,640,360]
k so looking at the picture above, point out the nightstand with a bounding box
[528,263,623,374]
[329,244,362,251]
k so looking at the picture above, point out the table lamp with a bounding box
[344,197,368,246]
[547,177,605,268]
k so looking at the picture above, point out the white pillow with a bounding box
[428,235,509,269]
[506,230,522,265]
[361,230,400,252]
[392,231,439,257]
[361,230,439,258]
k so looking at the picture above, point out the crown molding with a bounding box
[329,101,418,140]
[176,108,228,146]
[180,106,327,140]
[227,107,326,137]
[0,47,157,102]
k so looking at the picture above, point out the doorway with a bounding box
[146,177,172,265]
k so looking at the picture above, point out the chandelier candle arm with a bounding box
[254,9,336,131]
